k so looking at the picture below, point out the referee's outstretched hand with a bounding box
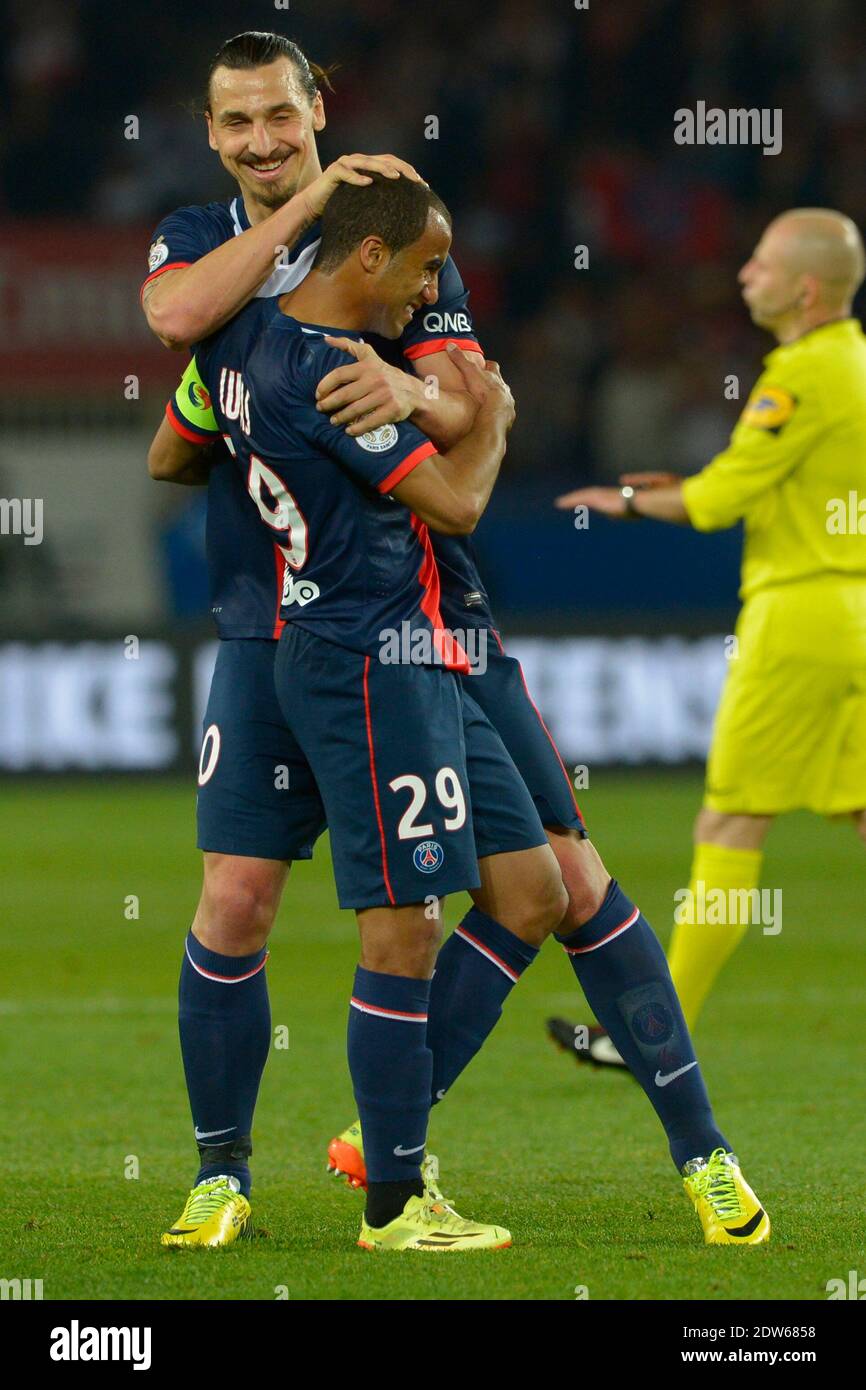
[554,487,627,516]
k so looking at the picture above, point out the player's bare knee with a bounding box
[547,832,610,928]
[541,881,570,942]
[511,870,569,946]
[693,806,772,850]
[548,875,571,935]
[558,884,603,934]
[197,860,283,952]
[357,902,443,977]
[360,917,442,977]
[693,807,726,843]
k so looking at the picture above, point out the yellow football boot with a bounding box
[683,1148,770,1245]
[358,1155,511,1252]
[161,1174,252,1249]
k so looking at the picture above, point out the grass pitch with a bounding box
[2,773,864,1301]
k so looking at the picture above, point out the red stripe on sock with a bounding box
[350,997,428,1022]
[455,925,520,982]
[185,945,270,982]
[562,906,640,955]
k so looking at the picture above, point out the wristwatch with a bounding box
[620,485,642,520]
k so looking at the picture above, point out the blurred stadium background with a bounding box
[2,0,866,774]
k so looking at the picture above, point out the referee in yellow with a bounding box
[554,208,866,1063]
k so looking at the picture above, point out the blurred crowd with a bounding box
[4,0,866,485]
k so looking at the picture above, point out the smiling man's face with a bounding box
[206,58,325,214]
[366,210,452,339]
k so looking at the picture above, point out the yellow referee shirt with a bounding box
[681,318,866,599]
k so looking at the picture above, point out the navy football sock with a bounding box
[348,966,432,1219]
[178,931,271,1198]
[427,907,539,1104]
[557,881,729,1171]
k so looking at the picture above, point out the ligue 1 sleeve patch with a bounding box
[187,378,212,413]
[356,424,399,452]
[148,236,169,272]
[740,385,797,432]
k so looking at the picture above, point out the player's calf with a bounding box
[175,852,283,1213]
[555,879,735,1170]
[351,904,441,1230]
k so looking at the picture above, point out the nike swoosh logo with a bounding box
[435,1089,447,1101]
[393,1142,425,1157]
[194,1125,236,1140]
[655,1061,698,1087]
[725,1208,766,1238]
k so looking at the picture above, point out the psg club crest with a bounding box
[631,1001,673,1046]
[356,423,399,453]
[413,840,444,873]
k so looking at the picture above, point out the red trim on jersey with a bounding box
[377,439,437,495]
[165,399,217,445]
[491,629,583,818]
[363,656,396,906]
[410,515,470,674]
[403,338,482,361]
[139,260,192,301]
[272,545,286,640]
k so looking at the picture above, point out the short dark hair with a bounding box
[204,31,336,112]
[315,174,451,274]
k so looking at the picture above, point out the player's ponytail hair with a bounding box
[204,31,337,112]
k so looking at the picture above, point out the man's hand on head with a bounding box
[300,153,425,225]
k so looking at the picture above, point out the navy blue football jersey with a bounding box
[194,299,470,671]
[149,194,494,637]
